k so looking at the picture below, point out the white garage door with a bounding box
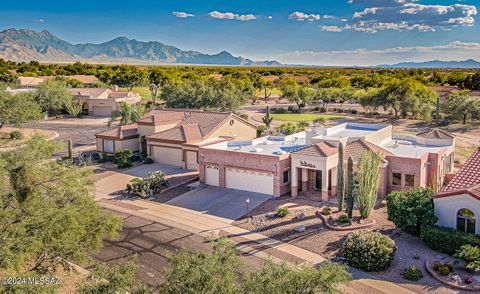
[151,146,183,167]
[103,140,114,153]
[225,168,274,195]
[93,106,113,116]
[204,165,220,186]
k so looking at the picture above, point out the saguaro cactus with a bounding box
[262,106,273,127]
[337,143,345,211]
[347,156,354,220]
[67,138,73,161]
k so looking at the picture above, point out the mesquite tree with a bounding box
[337,143,345,211]
[356,151,383,219]
[347,156,355,220]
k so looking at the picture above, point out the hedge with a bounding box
[420,226,480,255]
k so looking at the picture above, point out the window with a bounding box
[457,208,476,234]
[405,174,414,187]
[283,170,289,184]
[392,173,401,186]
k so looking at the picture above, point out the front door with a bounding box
[315,170,322,190]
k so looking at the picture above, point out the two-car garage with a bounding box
[204,165,274,195]
[150,145,199,170]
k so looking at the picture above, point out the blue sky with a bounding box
[1,0,479,66]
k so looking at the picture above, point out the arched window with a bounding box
[457,208,476,234]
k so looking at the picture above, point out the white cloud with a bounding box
[266,16,273,20]
[343,1,477,33]
[277,41,480,66]
[173,12,194,18]
[38,19,45,22]
[323,15,336,19]
[208,11,256,21]
[320,26,343,32]
[288,12,321,21]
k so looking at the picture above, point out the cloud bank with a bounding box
[208,11,256,21]
[173,12,194,18]
[277,41,480,66]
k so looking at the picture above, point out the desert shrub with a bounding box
[438,265,450,276]
[130,154,141,162]
[237,113,249,120]
[257,125,268,137]
[319,106,327,113]
[275,206,289,218]
[455,245,480,272]
[114,149,133,168]
[127,171,167,198]
[420,226,480,255]
[296,121,309,131]
[143,157,154,164]
[9,130,23,140]
[91,152,101,161]
[276,123,299,135]
[322,207,332,216]
[343,230,396,272]
[386,188,437,235]
[350,109,358,115]
[337,214,349,224]
[403,266,423,281]
[272,107,287,114]
[433,261,442,271]
[287,105,295,113]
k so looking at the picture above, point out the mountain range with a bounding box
[1,28,480,68]
[0,28,281,66]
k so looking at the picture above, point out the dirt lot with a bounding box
[235,198,472,294]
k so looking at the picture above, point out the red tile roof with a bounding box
[293,142,338,157]
[435,148,480,199]
[96,123,139,139]
[416,129,455,140]
[344,140,393,162]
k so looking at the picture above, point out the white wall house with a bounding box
[433,148,480,235]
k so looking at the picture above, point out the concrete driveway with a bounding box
[95,163,194,200]
[166,185,271,220]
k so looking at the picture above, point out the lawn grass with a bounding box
[119,86,155,101]
[271,113,346,122]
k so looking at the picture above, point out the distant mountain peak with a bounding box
[0,28,281,66]
[377,59,480,69]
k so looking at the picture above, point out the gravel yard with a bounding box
[235,198,472,294]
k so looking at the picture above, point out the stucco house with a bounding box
[95,109,257,170]
[434,148,480,235]
[68,88,141,116]
[199,123,455,199]
[18,75,99,87]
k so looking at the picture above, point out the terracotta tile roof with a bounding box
[96,123,139,139]
[443,148,480,193]
[137,111,185,126]
[344,140,393,162]
[109,91,137,99]
[416,129,455,140]
[148,123,203,143]
[293,142,338,157]
[68,88,109,98]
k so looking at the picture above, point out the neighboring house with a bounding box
[262,75,280,84]
[95,109,258,170]
[17,75,99,87]
[4,86,36,95]
[434,148,480,235]
[199,123,455,198]
[428,86,461,103]
[68,88,141,116]
[281,74,309,85]
[17,76,44,87]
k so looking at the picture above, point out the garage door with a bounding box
[151,146,183,167]
[225,168,274,195]
[93,106,113,116]
[185,151,198,170]
[204,165,220,186]
[103,140,114,153]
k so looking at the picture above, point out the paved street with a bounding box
[93,209,264,286]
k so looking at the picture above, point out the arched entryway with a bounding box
[457,208,476,234]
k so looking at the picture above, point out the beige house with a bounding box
[17,76,44,87]
[95,109,257,170]
[68,88,141,116]
[18,75,99,87]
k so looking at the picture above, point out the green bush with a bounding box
[420,226,480,255]
[115,149,133,169]
[386,188,437,235]
[438,266,450,276]
[337,214,350,224]
[322,207,332,216]
[455,245,480,272]
[433,261,442,271]
[403,266,423,281]
[257,125,268,137]
[275,206,289,218]
[9,130,23,140]
[127,171,168,198]
[343,230,396,272]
